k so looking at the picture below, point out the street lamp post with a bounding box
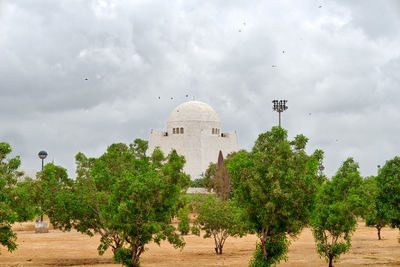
[319,164,325,176]
[38,150,47,222]
[272,100,288,127]
[38,151,47,171]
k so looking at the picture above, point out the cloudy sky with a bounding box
[1,0,399,178]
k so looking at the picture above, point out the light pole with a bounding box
[38,150,47,222]
[319,164,325,176]
[272,100,288,127]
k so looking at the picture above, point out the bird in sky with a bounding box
[319,5,322,8]
[272,65,277,67]
[158,97,160,99]
[85,78,88,80]
[185,94,189,97]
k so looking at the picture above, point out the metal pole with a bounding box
[41,158,44,222]
[279,111,281,127]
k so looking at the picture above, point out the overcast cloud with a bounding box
[1,0,399,178]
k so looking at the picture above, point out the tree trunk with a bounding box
[260,228,269,261]
[214,244,223,254]
[131,246,140,267]
[377,226,382,240]
[328,256,333,267]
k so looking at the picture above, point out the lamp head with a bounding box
[38,150,48,160]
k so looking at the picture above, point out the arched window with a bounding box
[212,128,215,134]
[180,127,184,134]
[173,128,176,134]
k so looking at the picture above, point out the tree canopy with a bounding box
[0,142,37,253]
[376,156,400,229]
[311,158,362,267]
[359,176,388,239]
[227,127,321,266]
[39,139,190,267]
[191,195,247,254]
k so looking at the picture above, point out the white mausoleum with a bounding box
[148,101,238,179]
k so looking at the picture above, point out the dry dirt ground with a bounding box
[1,220,400,267]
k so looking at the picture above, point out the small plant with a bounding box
[177,206,190,235]
[192,195,247,254]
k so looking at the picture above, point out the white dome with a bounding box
[167,101,221,123]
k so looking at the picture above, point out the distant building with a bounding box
[148,101,238,179]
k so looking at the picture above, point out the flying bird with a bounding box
[272,65,277,67]
[85,78,88,81]
[239,29,242,32]
[171,97,173,100]
[185,94,189,97]
[158,97,160,99]
[319,5,322,8]
[282,51,285,53]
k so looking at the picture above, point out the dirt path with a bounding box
[1,221,399,266]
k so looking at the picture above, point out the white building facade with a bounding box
[148,101,238,179]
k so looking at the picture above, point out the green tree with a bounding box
[189,177,207,188]
[227,127,321,266]
[376,156,400,231]
[359,176,387,240]
[40,139,190,267]
[0,142,37,253]
[177,205,190,235]
[191,195,247,254]
[311,158,362,267]
[202,162,218,190]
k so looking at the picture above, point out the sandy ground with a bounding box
[1,220,400,267]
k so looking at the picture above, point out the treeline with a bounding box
[1,127,400,267]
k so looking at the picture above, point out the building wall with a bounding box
[148,129,238,179]
[200,131,238,175]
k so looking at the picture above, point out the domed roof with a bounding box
[167,101,221,123]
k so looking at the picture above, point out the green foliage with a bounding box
[202,162,217,190]
[189,177,207,188]
[249,236,289,267]
[114,247,137,267]
[40,139,190,267]
[177,205,190,235]
[192,195,247,254]
[359,176,387,239]
[227,127,321,265]
[376,156,400,229]
[0,142,38,253]
[311,158,362,266]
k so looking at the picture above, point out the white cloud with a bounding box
[0,0,399,177]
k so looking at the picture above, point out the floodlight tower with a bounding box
[272,100,288,127]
